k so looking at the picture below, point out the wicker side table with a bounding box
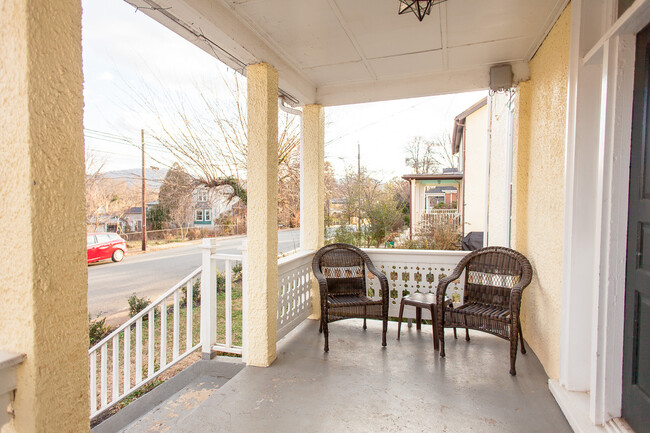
[397,293,454,350]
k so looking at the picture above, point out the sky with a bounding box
[82,0,486,182]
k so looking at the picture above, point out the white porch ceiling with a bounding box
[130,0,568,106]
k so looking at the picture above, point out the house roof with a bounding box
[125,207,142,214]
[452,97,488,154]
[426,186,458,194]
[402,173,463,181]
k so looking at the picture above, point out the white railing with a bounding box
[0,351,25,429]
[424,208,458,215]
[363,249,468,319]
[421,210,461,233]
[277,250,315,341]
[88,266,202,419]
[206,251,244,356]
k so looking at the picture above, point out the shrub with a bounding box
[397,220,461,250]
[89,314,115,347]
[127,293,152,318]
[182,278,201,307]
[232,262,243,281]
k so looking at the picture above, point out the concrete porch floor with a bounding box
[123,318,571,433]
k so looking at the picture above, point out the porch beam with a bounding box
[0,0,89,431]
[316,62,530,107]
[245,62,280,367]
[301,105,325,320]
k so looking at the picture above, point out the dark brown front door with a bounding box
[624,23,650,433]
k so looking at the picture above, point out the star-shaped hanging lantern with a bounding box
[398,0,447,22]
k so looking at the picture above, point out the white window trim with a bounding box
[195,210,203,221]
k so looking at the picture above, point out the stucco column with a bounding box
[245,63,279,367]
[301,105,325,320]
[0,0,88,432]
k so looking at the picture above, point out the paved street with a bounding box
[88,230,300,318]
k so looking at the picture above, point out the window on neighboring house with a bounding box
[204,209,211,222]
[197,189,208,202]
[195,210,203,221]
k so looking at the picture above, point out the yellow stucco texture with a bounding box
[245,63,280,367]
[512,4,571,380]
[0,0,89,431]
[302,105,325,320]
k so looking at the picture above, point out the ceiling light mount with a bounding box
[398,0,447,22]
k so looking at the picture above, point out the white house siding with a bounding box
[463,104,487,236]
[486,93,513,247]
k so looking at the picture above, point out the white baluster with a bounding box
[186,280,193,350]
[123,329,130,393]
[201,238,217,357]
[147,309,154,378]
[112,335,119,402]
[135,318,142,384]
[160,300,167,367]
[225,259,232,348]
[173,290,180,358]
[100,344,107,408]
[90,350,97,413]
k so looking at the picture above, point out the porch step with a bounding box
[92,357,244,433]
[119,375,223,433]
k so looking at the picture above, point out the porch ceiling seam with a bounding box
[326,0,377,80]
[217,0,316,86]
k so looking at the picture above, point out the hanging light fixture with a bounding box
[398,0,447,22]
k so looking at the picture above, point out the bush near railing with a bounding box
[398,219,462,251]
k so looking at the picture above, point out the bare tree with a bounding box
[123,72,300,208]
[404,134,458,174]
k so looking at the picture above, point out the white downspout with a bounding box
[279,97,305,249]
[484,94,493,247]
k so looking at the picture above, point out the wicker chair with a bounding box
[436,247,533,375]
[312,243,389,352]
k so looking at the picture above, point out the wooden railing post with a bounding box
[201,238,218,359]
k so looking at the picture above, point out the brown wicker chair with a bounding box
[436,247,533,375]
[312,243,389,352]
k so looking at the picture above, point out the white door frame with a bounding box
[554,0,649,430]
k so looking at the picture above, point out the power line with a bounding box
[325,99,432,144]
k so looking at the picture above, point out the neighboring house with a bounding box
[122,201,159,232]
[423,185,458,209]
[87,215,127,233]
[191,186,240,227]
[452,97,488,238]
[452,93,515,247]
[402,171,463,236]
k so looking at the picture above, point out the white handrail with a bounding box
[89,267,202,352]
[89,266,203,419]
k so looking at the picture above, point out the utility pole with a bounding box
[141,129,147,252]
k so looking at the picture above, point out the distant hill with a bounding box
[102,168,168,189]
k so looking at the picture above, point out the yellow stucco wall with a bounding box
[245,63,279,367]
[512,4,571,380]
[463,105,487,235]
[0,0,89,431]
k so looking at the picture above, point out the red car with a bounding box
[87,232,127,263]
